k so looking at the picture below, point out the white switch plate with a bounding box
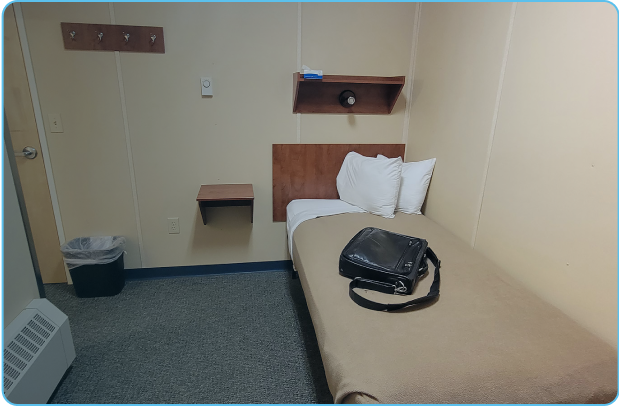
[168,217,180,234]
[201,77,213,96]
[48,113,64,133]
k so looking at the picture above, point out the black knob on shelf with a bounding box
[339,90,356,108]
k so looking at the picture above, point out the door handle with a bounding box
[14,146,37,159]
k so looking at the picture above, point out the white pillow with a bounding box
[378,155,436,215]
[336,152,402,218]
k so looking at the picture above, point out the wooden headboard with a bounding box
[272,144,405,221]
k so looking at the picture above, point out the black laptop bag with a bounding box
[339,227,441,311]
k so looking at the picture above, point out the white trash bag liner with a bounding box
[60,236,126,270]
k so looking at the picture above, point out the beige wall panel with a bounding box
[22,3,417,269]
[475,2,617,346]
[113,3,297,266]
[300,3,416,144]
[406,3,513,243]
[22,3,141,268]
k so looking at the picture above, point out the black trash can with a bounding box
[69,254,125,298]
[61,236,126,298]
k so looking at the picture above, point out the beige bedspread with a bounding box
[291,212,617,403]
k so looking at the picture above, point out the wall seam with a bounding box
[471,2,518,247]
[296,2,302,143]
[402,2,422,157]
[109,2,146,267]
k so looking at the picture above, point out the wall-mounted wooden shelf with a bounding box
[196,184,254,224]
[292,73,405,114]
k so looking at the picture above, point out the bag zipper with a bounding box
[395,240,416,271]
[344,230,422,275]
[347,239,417,275]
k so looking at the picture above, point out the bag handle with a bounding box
[348,247,441,311]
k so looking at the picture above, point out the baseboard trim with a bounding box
[125,260,293,281]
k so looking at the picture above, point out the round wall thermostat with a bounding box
[339,90,356,108]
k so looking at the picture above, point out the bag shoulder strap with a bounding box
[349,247,441,311]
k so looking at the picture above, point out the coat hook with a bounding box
[150,34,156,44]
[69,31,76,40]
[123,32,130,43]
[97,32,103,42]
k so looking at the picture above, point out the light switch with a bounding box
[201,77,213,96]
[48,113,64,133]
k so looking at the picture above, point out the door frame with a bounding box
[8,4,70,282]
[12,3,66,251]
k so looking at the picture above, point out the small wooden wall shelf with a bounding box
[196,184,254,224]
[61,22,165,53]
[293,73,405,114]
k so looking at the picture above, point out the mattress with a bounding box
[291,211,617,403]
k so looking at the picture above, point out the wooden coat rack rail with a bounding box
[61,22,165,53]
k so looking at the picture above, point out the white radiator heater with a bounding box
[3,299,75,404]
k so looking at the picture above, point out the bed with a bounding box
[273,144,617,404]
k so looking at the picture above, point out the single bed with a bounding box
[291,210,617,403]
[273,144,617,404]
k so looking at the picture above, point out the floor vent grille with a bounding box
[3,300,75,404]
[7,342,33,362]
[4,378,13,391]
[14,334,40,354]
[20,326,45,346]
[27,319,51,339]
[33,314,56,333]
[4,363,20,382]
[4,312,54,393]
[4,350,27,371]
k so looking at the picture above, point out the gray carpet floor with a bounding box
[44,271,333,404]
